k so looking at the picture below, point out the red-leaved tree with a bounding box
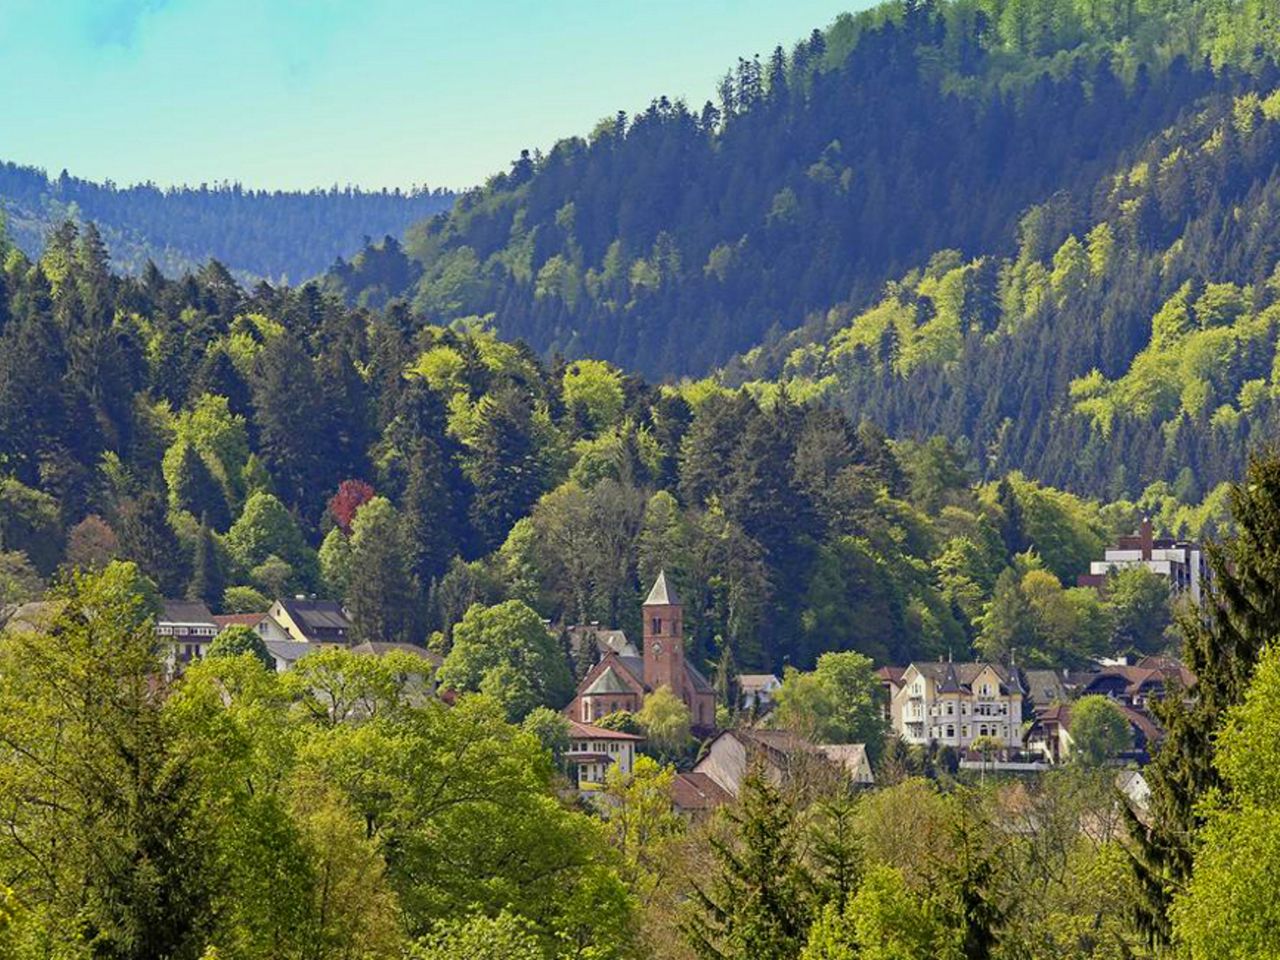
[328,479,375,535]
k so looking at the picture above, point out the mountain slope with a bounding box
[0,161,454,284]
[332,0,1279,377]
[723,80,1280,502]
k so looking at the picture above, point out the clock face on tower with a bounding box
[652,641,663,654]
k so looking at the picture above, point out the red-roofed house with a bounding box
[565,719,643,790]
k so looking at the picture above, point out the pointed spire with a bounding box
[644,569,680,606]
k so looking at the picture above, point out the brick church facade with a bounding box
[566,571,718,732]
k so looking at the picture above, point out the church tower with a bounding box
[643,570,684,696]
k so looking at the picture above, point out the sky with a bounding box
[0,0,865,192]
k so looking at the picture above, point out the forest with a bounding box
[0,217,1204,680]
[0,160,453,284]
[6,0,1280,957]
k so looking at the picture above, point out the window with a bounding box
[583,703,591,721]
[946,725,955,739]
[651,617,662,634]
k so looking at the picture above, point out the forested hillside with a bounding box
[726,74,1280,502]
[0,161,453,283]
[329,0,1280,379]
[0,219,1211,679]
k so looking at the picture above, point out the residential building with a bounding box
[565,719,642,790]
[692,728,874,798]
[1073,655,1195,710]
[889,661,1025,750]
[738,673,783,711]
[268,596,353,645]
[156,600,218,666]
[566,571,717,731]
[263,640,315,673]
[1025,701,1162,764]
[564,622,637,669]
[212,612,292,644]
[1076,518,1207,604]
[670,772,733,818]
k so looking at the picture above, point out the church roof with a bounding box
[582,666,633,696]
[644,570,680,606]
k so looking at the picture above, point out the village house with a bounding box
[889,661,1025,751]
[156,599,219,667]
[1025,701,1162,764]
[212,611,293,644]
[670,772,734,818]
[565,571,717,732]
[1076,517,1208,604]
[564,719,642,790]
[268,596,353,645]
[692,728,874,798]
[1071,655,1194,710]
[738,673,783,712]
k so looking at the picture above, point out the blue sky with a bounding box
[1,0,865,192]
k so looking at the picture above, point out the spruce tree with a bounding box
[345,497,417,643]
[172,443,231,531]
[684,764,812,960]
[187,523,225,611]
[1126,450,1280,945]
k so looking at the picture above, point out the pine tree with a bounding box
[187,523,225,611]
[345,497,418,643]
[117,491,187,597]
[1126,450,1280,945]
[467,387,543,553]
[171,443,231,531]
[684,764,812,960]
[995,476,1027,555]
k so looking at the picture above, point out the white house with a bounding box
[156,600,218,668]
[565,719,642,790]
[889,661,1025,750]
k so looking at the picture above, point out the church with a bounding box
[565,571,718,732]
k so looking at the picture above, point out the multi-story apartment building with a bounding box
[889,661,1025,750]
[1076,518,1207,604]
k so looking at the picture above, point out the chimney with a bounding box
[1140,517,1154,561]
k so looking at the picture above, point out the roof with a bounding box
[909,661,1016,695]
[276,597,352,634]
[349,641,442,666]
[582,666,634,696]
[671,772,732,811]
[1023,668,1069,706]
[565,624,636,659]
[160,600,216,625]
[876,665,906,686]
[263,640,316,663]
[739,674,781,692]
[686,661,715,694]
[0,600,65,633]
[814,743,874,784]
[212,613,265,630]
[568,719,644,741]
[644,570,680,606]
[1080,661,1195,697]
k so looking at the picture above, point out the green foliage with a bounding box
[0,551,42,605]
[685,765,812,960]
[1173,645,1280,957]
[773,651,886,758]
[438,600,574,721]
[1068,695,1131,766]
[224,491,316,590]
[636,685,692,758]
[206,623,273,671]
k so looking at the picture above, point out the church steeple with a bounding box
[643,570,684,695]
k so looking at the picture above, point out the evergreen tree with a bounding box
[1127,450,1280,945]
[345,496,418,643]
[467,387,543,552]
[684,764,812,960]
[171,442,231,531]
[117,490,187,596]
[187,523,225,611]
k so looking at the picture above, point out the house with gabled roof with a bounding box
[565,571,717,732]
[889,660,1025,750]
[156,599,219,667]
[565,719,643,790]
[268,596,353,645]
